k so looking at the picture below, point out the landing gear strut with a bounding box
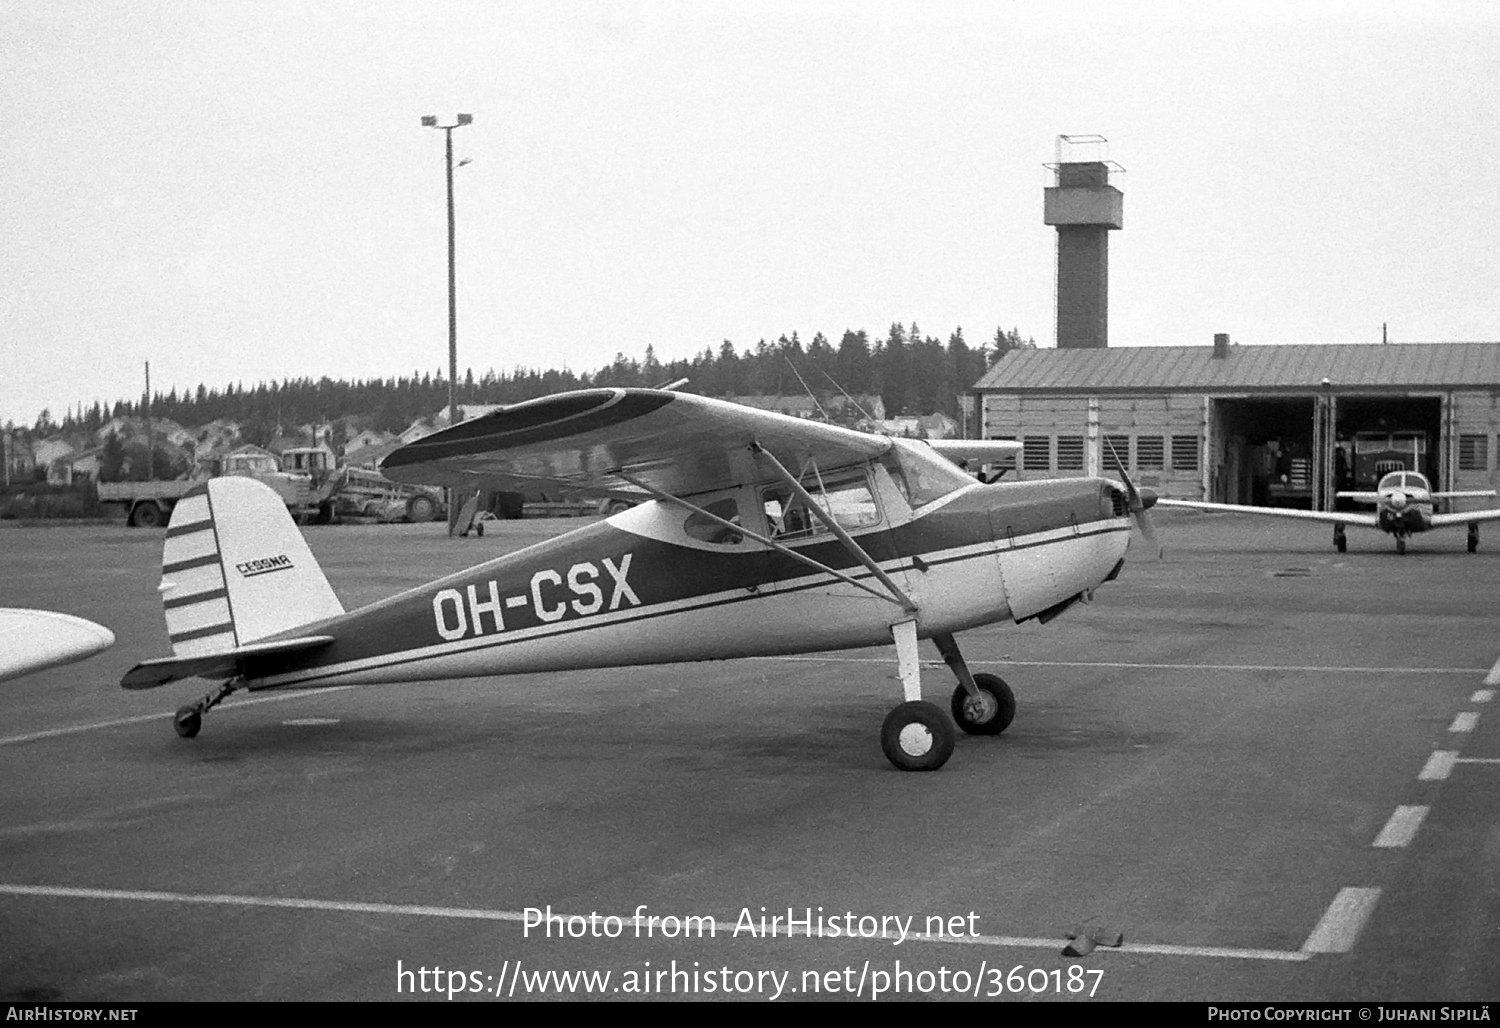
[173,678,240,738]
[1333,524,1347,553]
[880,624,1017,771]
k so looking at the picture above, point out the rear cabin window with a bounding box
[683,498,744,545]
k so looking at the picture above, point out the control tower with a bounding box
[1043,135,1124,349]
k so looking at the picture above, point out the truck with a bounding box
[101,446,347,527]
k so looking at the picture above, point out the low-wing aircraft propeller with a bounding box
[122,388,1158,772]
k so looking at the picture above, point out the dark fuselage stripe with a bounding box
[253,523,1128,689]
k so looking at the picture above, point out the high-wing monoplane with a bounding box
[1157,469,1500,554]
[122,388,1158,772]
[1,609,115,684]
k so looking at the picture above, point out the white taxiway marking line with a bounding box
[759,656,1486,676]
[1419,751,1458,781]
[0,687,356,747]
[0,884,1310,962]
[1485,657,1500,688]
[1455,757,1500,766]
[1449,712,1479,733]
[1373,806,1429,848]
[1471,689,1495,704]
[1301,888,1381,954]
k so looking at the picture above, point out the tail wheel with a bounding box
[880,700,955,772]
[130,502,164,528]
[950,673,1016,736]
[173,707,202,738]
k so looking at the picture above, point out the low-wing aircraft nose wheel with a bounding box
[1395,536,1407,555]
[951,672,1016,736]
[881,701,955,772]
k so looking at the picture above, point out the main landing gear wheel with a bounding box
[950,673,1016,736]
[880,700,955,772]
[1396,536,1407,555]
[173,707,202,738]
[1333,525,1347,553]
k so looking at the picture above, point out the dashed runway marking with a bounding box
[1373,806,1428,848]
[1419,751,1458,781]
[1449,712,1479,733]
[1470,689,1494,704]
[1485,656,1500,688]
[1302,888,1381,954]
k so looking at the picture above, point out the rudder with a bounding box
[160,477,345,657]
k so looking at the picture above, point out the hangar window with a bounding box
[1459,435,1489,471]
[1022,436,1051,471]
[1171,435,1200,472]
[1136,436,1165,470]
[1056,436,1084,471]
[1102,434,1131,470]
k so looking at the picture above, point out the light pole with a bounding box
[421,113,472,532]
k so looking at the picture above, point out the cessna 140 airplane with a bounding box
[1157,469,1500,554]
[122,388,1158,772]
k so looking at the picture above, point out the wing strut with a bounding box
[613,470,914,612]
[750,443,919,614]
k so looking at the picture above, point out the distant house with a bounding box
[343,428,395,460]
[68,448,103,483]
[35,438,78,484]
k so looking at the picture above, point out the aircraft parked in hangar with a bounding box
[121,388,1159,772]
[1157,470,1500,554]
[0,609,115,684]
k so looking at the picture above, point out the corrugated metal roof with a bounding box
[973,342,1500,393]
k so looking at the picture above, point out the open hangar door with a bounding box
[1331,397,1442,508]
[1207,395,1443,509]
[1206,398,1315,506]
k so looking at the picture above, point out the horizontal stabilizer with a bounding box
[0,609,116,684]
[121,635,335,691]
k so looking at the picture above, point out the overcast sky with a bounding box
[5,0,1498,427]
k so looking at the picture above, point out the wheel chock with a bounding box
[1062,925,1123,957]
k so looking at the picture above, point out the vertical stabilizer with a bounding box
[159,477,344,657]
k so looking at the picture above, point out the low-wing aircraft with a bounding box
[1,609,115,684]
[122,388,1157,772]
[1157,469,1500,554]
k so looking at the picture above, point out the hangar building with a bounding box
[973,337,1500,512]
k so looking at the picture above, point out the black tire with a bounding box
[173,707,202,739]
[406,495,436,523]
[130,501,164,528]
[1334,527,1347,553]
[1396,536,1406,555]
[314,500,335,525]
[1468,526,1479,553]
[880,700,956,772]
[950,673,1016,736]
[604,500,632,516]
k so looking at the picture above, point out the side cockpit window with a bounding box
[762,468,881,541]
[683,498,743,545]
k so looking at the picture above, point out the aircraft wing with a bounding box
[0,609,115,684]
[380,388,893,498]
[1433,490,1500,500]
[1430,507,1500,529]
[924,439,1022,465]
[1155,499,1379,527]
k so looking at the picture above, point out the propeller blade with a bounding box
[1105,440,1163,558]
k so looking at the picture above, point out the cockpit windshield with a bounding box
[880,439,976,509]
[1377,471,1429,491]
